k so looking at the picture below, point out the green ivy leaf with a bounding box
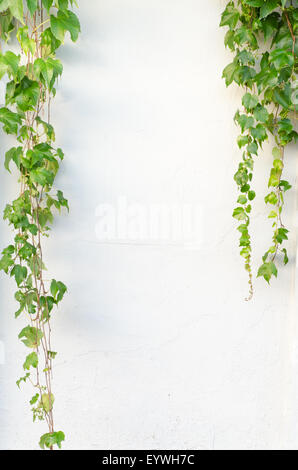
[265,192,278,205]
[0,51,20,78]
[237,195,247,205]
[34,58,54,87]
[0,0,11,13]
[41,27,62,56]
[278,118,293,135]
[273,158,283,171]
[50,9,80,42]
[42,0,53,12]
[57,190,69,211]
[251,123,267,142]
[39,431,65,449]
[253,105,269,123]
[0,107,22,134]
[274,88,291,109]
[40,393,55,412]
[248,190,256,201]
[268,210,277,218]
[234,112,254,132]
[17,26,36,55]
[279,180,291,192]
[57,0,69,10]
[242,93,258,111]
[233,207,247,221]
[10,76,40,112]
[16,372,30,388]
[234,167,249,186]
[30,167,55,186]
[259,0,279,20]
[56,148,64,159]
[220,3,240,30]
[237,135,249,148]
[4,146,22,172]
[222,61,238,86]
[0,253,14,273]
[275,227,289,244]
[50,279,67,301]
[23,352,38,370]
[257,261,278,283]
[247,141,258,155]
[30,393,39,405]
[0,9,14,41]
[282,248,288,265]
[9,0,24,23]
[237,49,255,66]
[234,26,257,49]
[48,350,57,359]
[261,13,280,42]
[268,168,281,187]
[34,58,62,89]
[270,48,294,70]
[11,264,27,286]
[18,326,43,348]
[236,65,256,85]
[26,0,38,16]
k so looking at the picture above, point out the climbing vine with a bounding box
[220,0,297,298]
[0,1,80,449]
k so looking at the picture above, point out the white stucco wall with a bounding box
[0,0,298,450]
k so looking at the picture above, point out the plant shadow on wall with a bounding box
[0,1,80,450]
[220,0,298,299]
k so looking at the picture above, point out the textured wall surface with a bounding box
[0,0,298,450]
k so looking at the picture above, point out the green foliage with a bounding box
[39,431,65,449]
[16,372,30,388]
[26,0,38,15]
[40,393,55,412]
[18,326,43,348]
[23,352,38,370]
[50,9,80,42]
[0,0,80,449]
[257,261,278,283]
[221,1,297,298]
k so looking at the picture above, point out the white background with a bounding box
[1,0,298,450]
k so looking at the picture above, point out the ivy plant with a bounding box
[220,0,297,298]
[0,0,80,449]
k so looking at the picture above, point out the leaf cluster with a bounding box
[221,0,297,293]
[0,0,80,449]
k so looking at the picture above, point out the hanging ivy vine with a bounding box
[220,0,297,298]
[0,0,80,449]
